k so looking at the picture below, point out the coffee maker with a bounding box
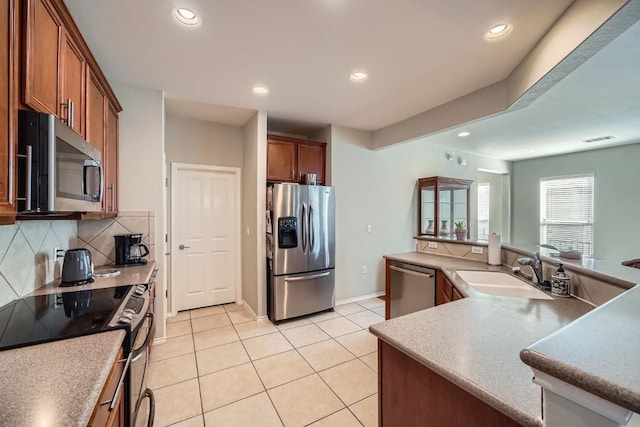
[114,233,149,267]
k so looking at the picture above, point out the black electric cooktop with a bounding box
[0,285,132,351]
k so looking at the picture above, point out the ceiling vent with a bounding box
[583,135,615,143]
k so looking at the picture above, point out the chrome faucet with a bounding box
[518,253,550,290]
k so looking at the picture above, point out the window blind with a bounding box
[477,183,490,240]
[540,175,594,256]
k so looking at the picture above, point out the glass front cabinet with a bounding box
[418,176,473,238]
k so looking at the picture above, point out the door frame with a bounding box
[169,162,242,315]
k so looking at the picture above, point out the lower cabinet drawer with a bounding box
[89,347,125,427]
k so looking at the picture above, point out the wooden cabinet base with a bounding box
[379,341,521,427]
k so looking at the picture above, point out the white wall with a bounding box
[165,115,243,167]
[242,112,267,316]
[511,143,640,264]
[113,82,168,339]
[331,126,510,301]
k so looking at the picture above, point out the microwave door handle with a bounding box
[25,145,32,211]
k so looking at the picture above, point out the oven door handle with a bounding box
[132,312,156,363]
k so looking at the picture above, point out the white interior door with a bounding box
[172,164,240,311]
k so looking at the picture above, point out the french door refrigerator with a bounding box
[267,183,335,323]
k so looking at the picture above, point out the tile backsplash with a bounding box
[417,239,489,263]
[78,211,156,266]
[0,220,77,306]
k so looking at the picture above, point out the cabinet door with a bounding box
[0,0,16,221]
[59,28,85,135]
[86,70,106,152]
[297,142,326,184]
[104,103,118,215]
[267,137,296,182]
[24,0,62,115]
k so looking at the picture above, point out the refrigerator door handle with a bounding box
[284,271,331,282]
[301,203,307,253]
[309,203,315,252]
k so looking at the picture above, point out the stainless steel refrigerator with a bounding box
[267,183,335,323]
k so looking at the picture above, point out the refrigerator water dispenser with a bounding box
[278,217,298,248]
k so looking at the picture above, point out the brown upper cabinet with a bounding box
[0,0,18,223]
[23,0,62,116]
[16,0,122,219]
[25,0,87,138]
[86,69,105,150]
[418,176,472,238]
[59,26,85,135]
[104,102,118,215]
[267,134,326,184]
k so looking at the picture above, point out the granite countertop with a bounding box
[521,285,640,413]
[372,251,596,426]
[0,330,126,426]
[28,261,156,296]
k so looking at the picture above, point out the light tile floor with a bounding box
[148,298,385,427]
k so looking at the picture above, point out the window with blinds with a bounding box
[477,183,490,240]
[540,174,594,256]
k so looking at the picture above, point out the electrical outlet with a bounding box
[428,242,438,249]
[367,224,372,233]
[362,266,367,274]
[471,246,484,254]
[53,247,62,260]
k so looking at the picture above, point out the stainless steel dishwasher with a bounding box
[389,261,436,318]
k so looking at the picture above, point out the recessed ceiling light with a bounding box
[252,85,269,96]
[457,131,471,138]
[174,8,200,26]
[485,23,512,40]
[349,71,368,82]
[525,150,536,154]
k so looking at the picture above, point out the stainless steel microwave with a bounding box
[17,110,103,213]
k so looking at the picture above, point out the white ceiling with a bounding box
[65,0,639,160]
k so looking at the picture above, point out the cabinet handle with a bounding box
[69,100,74,129]
[108,183,115,211]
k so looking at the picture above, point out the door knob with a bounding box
[178,244,190,250]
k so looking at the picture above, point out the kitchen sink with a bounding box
[455,270,554,300]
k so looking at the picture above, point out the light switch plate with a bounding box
[471,246,484,254]
[428,242,438,249]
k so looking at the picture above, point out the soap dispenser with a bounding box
[551,263,571,297]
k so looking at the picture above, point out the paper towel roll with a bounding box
[488,233,501,265]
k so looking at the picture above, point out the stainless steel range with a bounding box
[0,280,156,426]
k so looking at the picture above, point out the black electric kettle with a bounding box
[61,248,94,286]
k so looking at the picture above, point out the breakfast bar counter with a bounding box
[371,251,596,426]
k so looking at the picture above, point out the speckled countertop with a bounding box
[28,261,156,296]
[0,330,126,426]
[371,251,596,426]
[521,284,640,413]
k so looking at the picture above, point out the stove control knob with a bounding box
[123,308,135,315]
[118,316,132,325]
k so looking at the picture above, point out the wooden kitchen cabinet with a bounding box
[86,69,106,151]
[297,141,326,184]
[23,0,62,116]
[104,102,118,215]
[88,347,125,427]
[0,0,17,223]
[59,27,85,135]
[267,134,327,184]
[267,135,296,182]
[379,340,520,426]
[436,270,453,305]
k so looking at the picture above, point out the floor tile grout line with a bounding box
[191,310,209,424]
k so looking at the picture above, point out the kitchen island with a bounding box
[371,251,639,426]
